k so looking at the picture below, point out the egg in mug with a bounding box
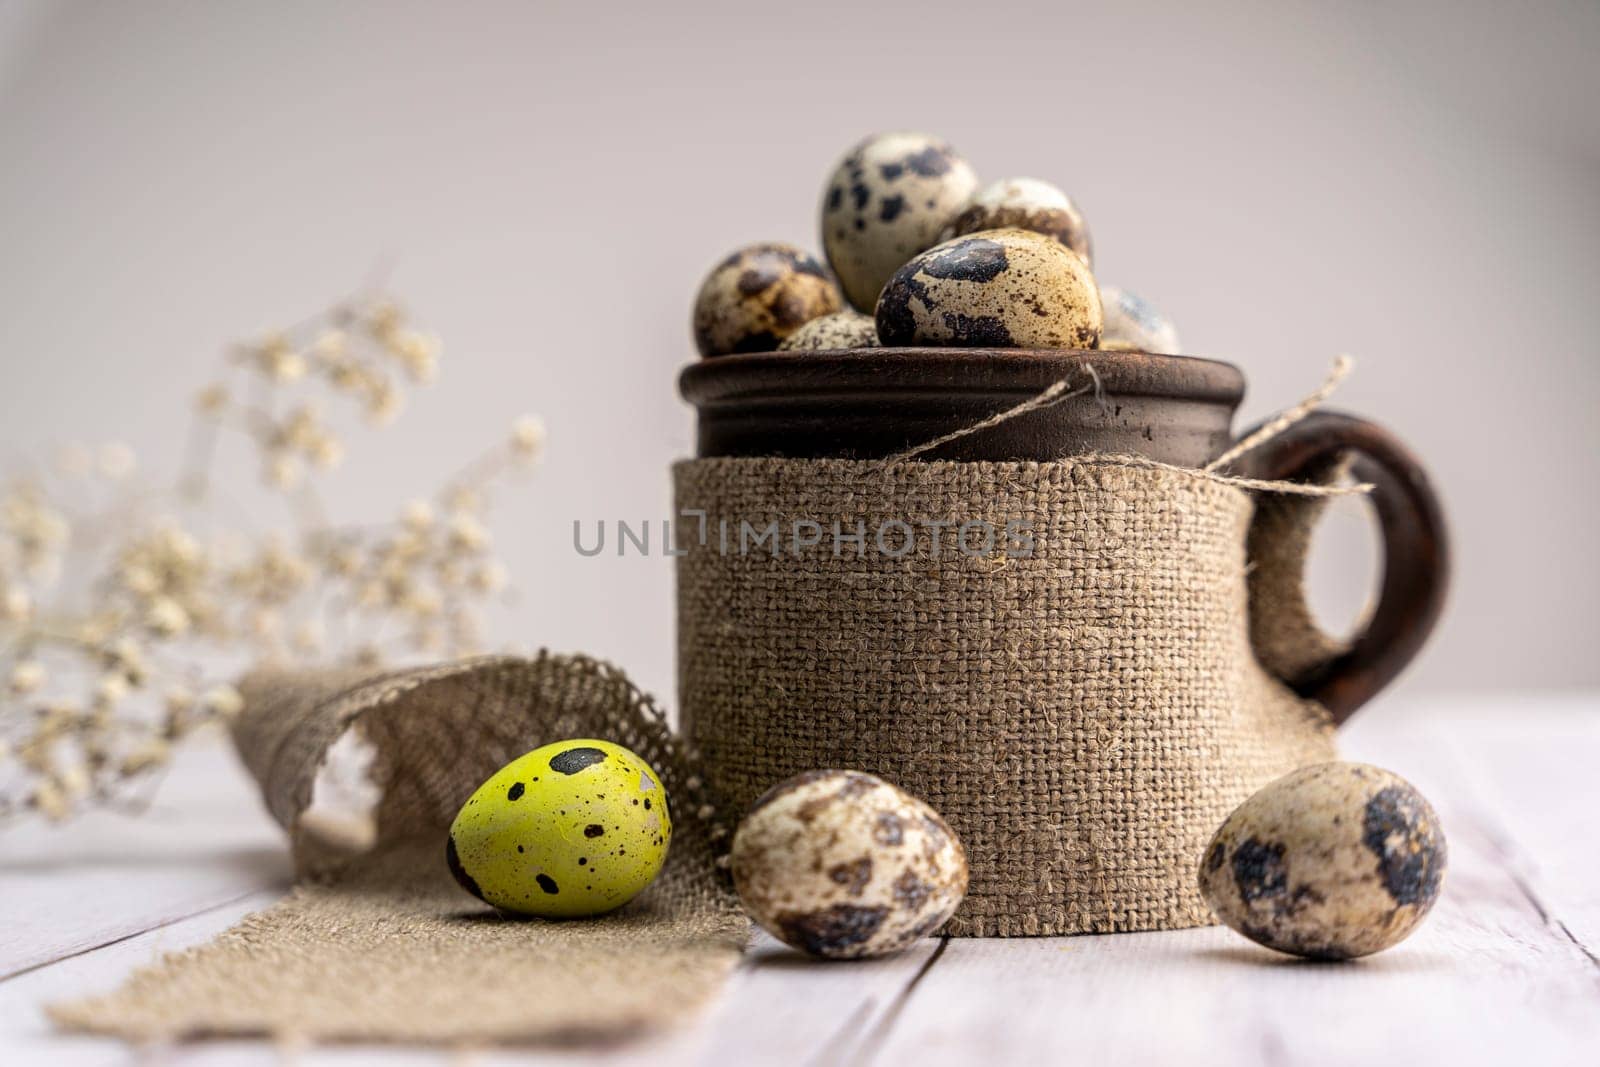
[447,739,671,918]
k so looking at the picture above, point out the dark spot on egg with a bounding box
[1231,838,1288,902]
[584,824,605,838]
[579,857,587,865]
[445,836,487,904]
[828,857,874,896]
[940,311,1013,346]
[921,238,1009,283]
[1205,841,1226,873]
[879,194,905,222]
[536,874,559,895]
[736,268,775,296]
[516,844,524,853]
[777,904,888,957]
[550,747,608,775]
[849,182,870,210]
[904,144,953,177]
[791,257,832,281]
[893,869,932,910]
[770,289,810,329]
[875,269,932,346]
[827,185,843,211]
[874,812,905,846]
[644,798,652,811]
[1362,786,1446,907]
[878,161,904,181]
[506,782,525,802]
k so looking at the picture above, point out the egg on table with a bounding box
[1099,286,1182,353]
[1198,762,1447,960]
[876,228,1103,350]
[731,769,968,960]
[821,131,980,312]
[693,242,843,357]
[776,309,880,351]
[447,738,672,918]
[939,177,1093,266]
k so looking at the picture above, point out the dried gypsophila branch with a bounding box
[0,294,545,823]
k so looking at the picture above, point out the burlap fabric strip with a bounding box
[50,654,747,1044]
[675,454,1343,936]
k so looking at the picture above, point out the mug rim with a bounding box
[680,348,1246,407]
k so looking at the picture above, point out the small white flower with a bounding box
[146,597,191,636]
[95,673,131,708]
[266,453,303,490]
[312,329,348,362]
[402,499,435,530]
[9,660,46,695]
[469,561,509,594]
[1,588,32,622]
[202,684,245,719]
[448,514,489,552]
[510,415,546,460]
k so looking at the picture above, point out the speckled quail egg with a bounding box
[876,228,1102,349]
[447,738,672,918]
[939,177,1093,266]
[1099,286,1182,353]
[821,132,980,312]
[693,242,843,357]
[731,769,968,960]
[1199,762,1447,960]
[776,309,880,352]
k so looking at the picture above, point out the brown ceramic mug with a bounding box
[679,348,1448,724]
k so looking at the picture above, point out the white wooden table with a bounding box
[3,694,1597,1066]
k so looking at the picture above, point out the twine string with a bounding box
[884,366,1103,465]
[880,355,1367,497]
[1204,354,1353,473]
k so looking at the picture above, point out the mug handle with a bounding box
[1234,409,1450,725]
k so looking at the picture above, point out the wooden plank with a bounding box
[0,891,281,1065]
[0,737,290,979]
[1432,694,1600,971]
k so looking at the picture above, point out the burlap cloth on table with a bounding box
[675,454,1342,937]
[51,450,1349,1045]
[50,654,748,1045]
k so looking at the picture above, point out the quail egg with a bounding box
[776,309,880,351]
[1100,286,1182,353]
[693,242,843,357]
[447,738,672,918]
[821,132,980,312]
[876,228,1102,349]
[1198,762,1447,959]
[731,769,968,960]
[940,177,1092,265]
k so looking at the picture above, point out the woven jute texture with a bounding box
[50,654,747,1045]
[675,455,1340,937]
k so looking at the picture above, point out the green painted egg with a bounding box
[446,738,672,918]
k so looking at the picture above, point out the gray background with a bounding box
[1,0,1595,706]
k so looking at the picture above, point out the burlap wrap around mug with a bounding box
[54,349,1446,1046]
